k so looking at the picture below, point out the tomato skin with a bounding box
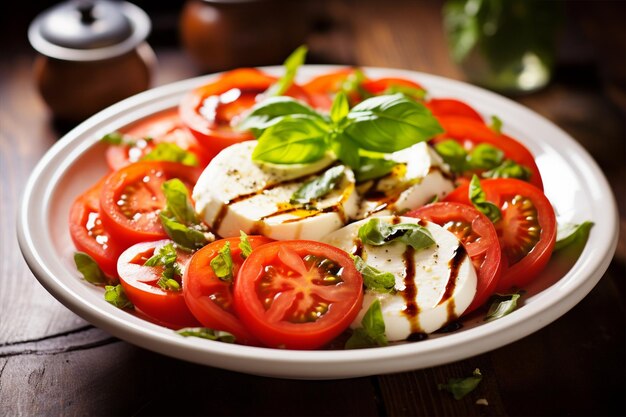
[444,179,556,291]
[69,177,124,279]
[435,116,544,190]
[99,161,202,248]
[361,77,424,95]
[117,239,201,329]
[183,236,274,345]
[302,68,357,110]
[406,202,502,314]
[105,108,213,171]
[179,68,312,155]
[233,241,364,350]
[425,98,483,123]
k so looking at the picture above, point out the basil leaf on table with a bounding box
[290,165,345,205]
[74,252,107,285]
[438,368,483,400]
[345,299,388,349]
[345,94,443,153]
[252,115,330,164]
[358,217,435,251]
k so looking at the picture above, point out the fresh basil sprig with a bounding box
[290,165,345,205]
[243,93,442,168]
[74,252,107,285]
[210,241,234,282]
[554,221,594,251]
[469,175,501,223]
[438,368,483,400]
[104,284,133,309]
[358,217,435,251]
[176,327,236,343]
[159,179,212,250]
[351,255,396,293]
[345,299,388,349]
[144,243,183,291]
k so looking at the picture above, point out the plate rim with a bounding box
[17,65,619,379]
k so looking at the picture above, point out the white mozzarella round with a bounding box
[357,142,455,218]
[193,141,359,240]
[322,216,477,341]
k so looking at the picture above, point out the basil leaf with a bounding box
[142,143,198,166]
[210,241,234,282]
[162,179,197,225]
[330,91,350,124]
[438,368,483,400]
[345,94,443,153]
[482,159,531,181]
[467,143,504,170]
[331,132,361,169]
[104,284,133,309]
[160,214,210,251]
[358,217,435,250]
[239,230,253,259]
[354,156,397,182]
[74,252,107,285]
[176,327,236,343]
[345,299,388,349]
[484,292,522,322]
[252,115,330,164]
[490,115,503,134]
[351,255,395,293]
[100,131,128,146]
[434,139,468,173]
[290,165,345,205]
[340,69,371,100]
[265,45,307,97]
[238,97,323,136]
[555,221,594,251]
[469,175,501,223]
[383,84,427,101]
[144,243,183,291]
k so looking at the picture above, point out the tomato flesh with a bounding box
[234,241,363,350]
[407,202,502,314]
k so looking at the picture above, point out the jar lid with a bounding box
[28,0,151,61]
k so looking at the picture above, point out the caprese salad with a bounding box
[70,47,592,350]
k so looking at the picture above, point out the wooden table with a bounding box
[2,1,624,415]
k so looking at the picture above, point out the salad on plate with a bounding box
[70,47,591,350]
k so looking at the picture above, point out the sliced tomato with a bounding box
[425,98,483,123]
[406,202,502,313]
[179,68,313,156]
[117,239,200,329]
[302,68,357,110]
[183,236,274,345]
[233,240,363,349]
[444,179,556,291]
[105,108,213,171]
[361,77,424,96]
[99,161,202,248]
[435,116,544,190]
[69,177,124,279]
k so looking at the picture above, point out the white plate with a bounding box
[17,66,618,379]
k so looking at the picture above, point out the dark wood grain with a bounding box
[1,1,624,416]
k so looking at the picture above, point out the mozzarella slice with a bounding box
[193,141,359,240]
[357,142,454,218]
[322,216,477,341]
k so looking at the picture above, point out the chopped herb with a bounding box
[469,175,501,223]
[351,255,396,293]
[104,284,133,309]
[490,115,503,134]
[210,241,234,282]
[239,230,253,259]
[438,368,483,400]
[74,252,107,285]
[144,243,183,291]
[176,327,236,343]
[345,300,388,349]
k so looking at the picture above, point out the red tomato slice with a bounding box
[233,241,364,350]
[179,68,313,156]
[361,77,424,95]
[302,68,357,110]
[117,239,200,329]
[406,202,502,314]
[99,161,202,248]
[425,98,484,123]
[444,179,556,292]
[435,116,544,190]
[183,236,274,345]
[69,177,124,279]
[105,108,213,171]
